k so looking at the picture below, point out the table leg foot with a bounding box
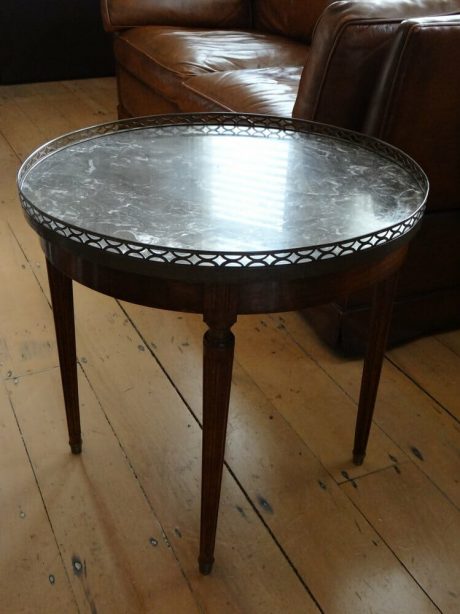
[353,451,365,466]
[70,440,83,455]
[198,556,214,575]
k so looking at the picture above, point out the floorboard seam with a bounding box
[76,358,204,612]
[7,393,81,613]
[386,354,460,426]
[341,484,444,614]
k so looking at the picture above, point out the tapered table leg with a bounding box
[46,259,82,454]
[353,273,399,465]
[199,323,235,575]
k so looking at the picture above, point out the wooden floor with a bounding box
[1,78,459,614]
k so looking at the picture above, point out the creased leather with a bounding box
[115,26,307,105]
[365,15,460,211]
[182,65,303,115]
[293,0,460,129]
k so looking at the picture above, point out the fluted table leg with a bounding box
[199,287,237,574]
[353,273,399,465]
[199,324,235,574]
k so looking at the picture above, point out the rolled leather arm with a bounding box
[101,0,251,32]
[293,0,460,130]
[364,15,460,210]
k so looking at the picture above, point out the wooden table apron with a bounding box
[38,224,410,575]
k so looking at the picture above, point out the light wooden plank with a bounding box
[342,463,460,612]
[64,77,118,116]
[1,79,116,168]
[0,380,78,613]
[120,304,437,613]
[276,311,460,509]
[1,81,76,145]
[0,220,57,379]
[72,287,320,613]
[389,336,460,422]
[0,131,22,225]
[1,165,54,337]
[0,82,42,101]
[7,367,201,614]
[0,128,61,280]
[0,128,20,166]
[39,90,116,132]
[0,98,44,160]
[436,328,460,357]
[14,94,75,143]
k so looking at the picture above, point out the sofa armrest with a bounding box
[365,15,460,210]
[292,0,460,130]
[101,0,251,32]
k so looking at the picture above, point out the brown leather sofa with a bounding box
[101,0,460,352]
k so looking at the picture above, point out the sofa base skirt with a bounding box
[303,209,460,355]
[304,284,460,356]
[117,68,180,117]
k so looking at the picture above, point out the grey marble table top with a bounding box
[18,114,428,268]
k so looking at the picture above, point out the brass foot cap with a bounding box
[198,558,214,575]
[70,441,82,455]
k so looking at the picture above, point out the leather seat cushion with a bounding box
[114,26,307,106]
[181,65,303,115]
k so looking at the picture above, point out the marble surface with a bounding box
[20,122,426,261]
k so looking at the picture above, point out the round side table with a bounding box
[18,113,428,573]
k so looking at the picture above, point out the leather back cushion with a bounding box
[102,0,251,30]
[252,0,333,41]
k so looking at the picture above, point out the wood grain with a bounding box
[0,381,78,613]
[0,220,57,379]
[389,335,460,422]
[276,311,460,509]
[342,462,460,613]
[7,367,201,614]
